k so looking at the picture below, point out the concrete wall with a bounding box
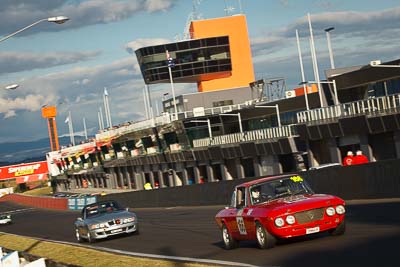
[100,159,400,208]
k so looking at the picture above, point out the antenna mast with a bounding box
[183,0,203,40]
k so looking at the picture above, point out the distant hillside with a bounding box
[0,135,87,166]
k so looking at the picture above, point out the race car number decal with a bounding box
[236,209,247,235]
[290,175,303,182]
[236,216,247,235]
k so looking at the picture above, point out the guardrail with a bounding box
[297,93,400,124]
[193,124,297,148]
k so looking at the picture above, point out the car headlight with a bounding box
[335,205,345,215]
[90,223,106,230]
[326,207,335,216]
[274,217,285,227]
[286,215,295,225]
[90,224,99,230]
[123,217,135,223]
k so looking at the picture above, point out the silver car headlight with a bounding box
[274,217,285,227]
[123,217,135,223]
[90,223,106,230]
[90,224,99,230]
[286,215,296,225]
[326,207,335,216]
[335,205,345,215]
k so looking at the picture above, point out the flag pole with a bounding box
[83,117,88,140]
[166,50,178,120]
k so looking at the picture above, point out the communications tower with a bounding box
[41,106,60,151]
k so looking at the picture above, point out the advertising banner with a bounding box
[0,161,48,182]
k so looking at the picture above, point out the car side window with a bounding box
[230,191,236,208]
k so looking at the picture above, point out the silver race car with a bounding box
[74,200,138,243]
[0,214,12,225]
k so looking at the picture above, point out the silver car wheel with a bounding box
[222,227,230,245]
[87,231,93,243]
[75,228,82,242]
[256,224,265,246]
[255,222,276,249]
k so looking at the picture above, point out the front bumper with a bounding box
[269,215,344,238]
[90,222,138,239]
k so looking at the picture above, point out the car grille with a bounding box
[294,208,324,224]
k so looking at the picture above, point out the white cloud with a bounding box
[0,51,100,74]
[0,0,178,36]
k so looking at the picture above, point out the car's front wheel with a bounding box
[330,219,346,236]
[256,222,276,249]
[75,228,83,243]
[222,224,238,250]
[86,228,95,243]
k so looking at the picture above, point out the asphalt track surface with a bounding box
[1,199,400,267]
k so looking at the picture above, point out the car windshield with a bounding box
[85,201,122,218]
[250,175,314,205]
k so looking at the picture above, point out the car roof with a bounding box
[236,173,299,188]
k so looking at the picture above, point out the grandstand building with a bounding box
[47,15,400,192]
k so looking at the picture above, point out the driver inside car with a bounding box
[251,187,262,204]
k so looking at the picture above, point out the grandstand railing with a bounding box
[297,93,400,124]
[95,101,256,141]
[193,124,297,148]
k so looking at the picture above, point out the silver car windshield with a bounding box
[250,175,314,205]
[85,201,122,218]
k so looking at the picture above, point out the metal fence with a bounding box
[193,124,297,148]
[297,93,400,124]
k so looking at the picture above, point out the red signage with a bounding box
[0,161,48,181]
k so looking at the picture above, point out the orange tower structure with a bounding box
[190,15,255,92]
[41,106,60,151]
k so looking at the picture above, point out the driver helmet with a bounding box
[252,188,260,199]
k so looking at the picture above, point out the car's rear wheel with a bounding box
[256,222,276,249]
[75,228,83,243]
[330,219,346,236]
[222,224,238,250]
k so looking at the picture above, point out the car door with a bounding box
[232,187,250,240]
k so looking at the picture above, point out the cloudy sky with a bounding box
[0,0,400,144]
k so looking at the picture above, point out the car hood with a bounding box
[84,210,136,224]
[256,194,344,215]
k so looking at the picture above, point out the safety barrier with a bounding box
[100,158,400,208]
[4,159,400,210]
[0,194,67,210]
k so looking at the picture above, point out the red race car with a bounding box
[215,174,346,249]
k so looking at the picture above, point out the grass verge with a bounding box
[22,186,52,196]
[0,233,219,267]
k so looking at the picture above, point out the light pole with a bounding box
[255,105,281,127]
[325,27,335,69]
[303,80,339,105]
[219,113,243,133]
[295,29,310,110]
[190,119,212,138]
[0,16,69,43]
[308,13,323,107]
[4,84,19,90]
